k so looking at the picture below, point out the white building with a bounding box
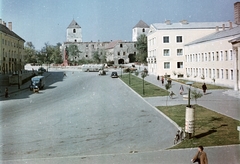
[66,19,82,42]
[132,20,149,41]
[147,20,232,78]
[185,24,240,89]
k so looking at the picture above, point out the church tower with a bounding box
[66,19,82,42]
[132,20,150,41]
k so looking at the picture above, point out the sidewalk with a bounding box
[0,72,51,98]
[143,74,240,121]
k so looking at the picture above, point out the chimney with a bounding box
[222,24,225,30]
[165,20,171,25]
[229,21,233,29]
[8,22,12,31]
[234,2,240,25]
[180,20,188,24]
[3,21,6,26]
[216,26,219,32]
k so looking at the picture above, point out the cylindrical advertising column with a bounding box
[185,106,195,138]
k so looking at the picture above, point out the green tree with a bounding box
[67,44,81,65]
[191,89,203,105]
[136,34,148,63]
[24,42,37,64]
[93,51,101,63]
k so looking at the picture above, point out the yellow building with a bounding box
[0,20,25,74]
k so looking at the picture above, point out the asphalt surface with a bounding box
[0,68,239,164]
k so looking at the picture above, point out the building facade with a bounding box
[105,40,137,65]
[184,24,240,89]
[132,20,150,41]
[147,20,232,78]
[0,19,25,74]
[62,20,137,65]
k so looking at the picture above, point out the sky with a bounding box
[0,0,238,50]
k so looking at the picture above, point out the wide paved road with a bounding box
[0,70,178,163]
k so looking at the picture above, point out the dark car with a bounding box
[111,72,118,78]
[38,67,46,72]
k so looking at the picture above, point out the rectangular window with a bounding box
[208,53,211,61]
[212,52,214,61]
[120,44,123,48]
[231,70,233,80]
[164,62,170,69]
[202,53,204,62]
[216,52,219,61]
[205,53,207,61]
[176,36,182,43]
[220,51,223,61]
[163,36,169,43]
[226,69,228,79]
[212,69,215,78]
[230,50,233,60]
[225,51,228,61]
[221,69,224,79]
[163,49,170,56]
[217,69,219,79]
[177,49,183,56]
[123,52,126,55]
[118,52,120,56]
[209,69,211,78]
[177,62,183,68]
[206,69,208,78]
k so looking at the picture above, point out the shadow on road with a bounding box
[0,71,65,101]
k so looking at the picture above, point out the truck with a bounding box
[29,76,45,91]
[81,64,104,72]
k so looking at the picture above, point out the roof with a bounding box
[185,25,240,46]
[106,40,122,49]
[152,21,235,30]
[229,36,240,43]
[0,24,25,41]
[133,20,149,28]
[67,19,81,28]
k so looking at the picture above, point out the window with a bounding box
[206,69,208,78]
[209,69,211,78]
[74,39,77,42]
[231,70,233,80]
[120,44,123,48]
[163,36,169,43]
[216,52,219,61]
[212,69,215,78]
[177,62,183,68]
[163,49,170,56]
[220,51,223,61]
[221,69,224,79]
[202,53,204,62]
[225,51,228,61]
[142,28,145,32]
[226,69,228,79]
[73,29,76,33]
[123,52,126,55]
[212,52,214,61]
[86,55,88,58]
[230,50,233,60]
[205,53,207,61]
[86,44,88,48]
[118,52,120,56]
[177,49,183,56]
[217,69,219,78]
[164,62,170,69]
[176,36,182,43]
[208,53,211,61]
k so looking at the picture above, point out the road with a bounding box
[0,70,178,163]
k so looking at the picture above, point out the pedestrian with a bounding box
[179,85,184,95]
[157,75,160,81]
[5,87,8,98]
[191,146,208,164]
[202,83,207,95]
[161,76,164,85]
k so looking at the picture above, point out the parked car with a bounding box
[111,72,119,78]
[29,76,45,91]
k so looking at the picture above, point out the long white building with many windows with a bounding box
[147,20,231,78]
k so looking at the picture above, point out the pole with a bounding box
[143,77,145,95]
[188,87,191,107]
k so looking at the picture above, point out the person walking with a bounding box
[202,83,207,95]
[191,146,208,164]
[161,76,164,86]
[179,85,184,95]
[157,75,160,81]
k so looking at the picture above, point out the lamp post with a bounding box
[185,81,194,139]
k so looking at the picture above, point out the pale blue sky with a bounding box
[0,0,238,50]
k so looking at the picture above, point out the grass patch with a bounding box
[173,79,230,90]
[157,104,240,149]
[120,74,169,97]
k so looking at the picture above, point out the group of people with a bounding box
[157,75,208,95]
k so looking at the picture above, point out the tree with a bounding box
[67,44,81,65]
[141,68,148,95]
[165,83,172,106]
[136,34,148,63]
[191,89,203,105]
[93,51,101,63]
[24,42,37,64]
